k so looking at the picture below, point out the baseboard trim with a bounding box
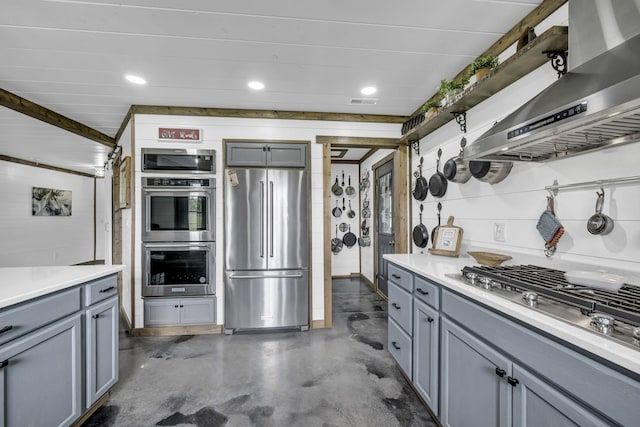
[129,324,223,337]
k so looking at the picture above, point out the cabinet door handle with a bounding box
[0,325,13,334]
[495,367,506,378]
[174,305,179,308]
[391,303,401,310]
[391,341,401,350]
[179,305,184,308]
[0,360,8,369]
[99,286,116,293]
[507,376,519,387]
[391,274,401,279]
[416,288,429,295]
[92,314,100,319]
[427,316,434,323]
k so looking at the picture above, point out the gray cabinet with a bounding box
[413,299,439,416]
[226,142,307,168]
[441,316,510,427]
[0,314,82,427]
[387,266,414,379]
[85,296,118,408]
[512,364,611,427]
[144,297,216,327]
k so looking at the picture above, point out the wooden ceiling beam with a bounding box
[0,88,115,148]
[410,0,568,117]
[131,105,407,124]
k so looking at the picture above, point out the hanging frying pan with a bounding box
[331,225,343,254]
[347,200,356,218]
[413,157,428,201]
[339,222,349,232]
[343,225,357,247]
[431,202,442,242]
[331,175,343,196]
[346,176,356,196]
[363,193,370,209]
[429,148,448,198]
[360,171,370,192]
[332,199,342,217]
[412,204,429,248]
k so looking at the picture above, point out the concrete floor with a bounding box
[84,278,437,426]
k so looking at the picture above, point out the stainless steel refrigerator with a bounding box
[224,168,309,333]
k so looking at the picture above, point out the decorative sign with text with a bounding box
[158,127,202,142]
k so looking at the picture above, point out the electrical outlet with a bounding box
[494,223,506,242]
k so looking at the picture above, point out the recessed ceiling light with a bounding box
[248,81,265,90]
[125,74,146,85]
[361,86,377,95]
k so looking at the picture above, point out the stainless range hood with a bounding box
[465,31,640,162]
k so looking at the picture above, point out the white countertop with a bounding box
[0,265,124,309]
[384,252,640,375]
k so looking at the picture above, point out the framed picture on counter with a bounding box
[119,156,131,210]
[429,216,463,257]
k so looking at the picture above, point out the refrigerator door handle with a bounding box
[228,273,304,279]
[260,180,265,258]
[269,180,274,258]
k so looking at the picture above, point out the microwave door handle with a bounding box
[260,180,265,258]
[269,180,274,258]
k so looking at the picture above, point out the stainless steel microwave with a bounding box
[141,148,215,173]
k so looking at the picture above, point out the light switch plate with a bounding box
[494,223,506,242]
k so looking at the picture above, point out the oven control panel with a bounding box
[143,177,214,188]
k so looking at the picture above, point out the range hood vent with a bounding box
[465,31,640,162]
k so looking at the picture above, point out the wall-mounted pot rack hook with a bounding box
[410,139,420,156]
[451,111,467,134]
[546,175,640,196]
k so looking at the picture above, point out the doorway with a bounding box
[374,157,394,297]
[319,136,407,328]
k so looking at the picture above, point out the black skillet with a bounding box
[343,225,357,248]
[413,157,428,201]
[331,175,343,196]
[332,199,342,217]
[431,202,442,242]
[412,204,429,248]
[429,148,447,198]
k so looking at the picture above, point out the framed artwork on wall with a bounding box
[119,156,131,209]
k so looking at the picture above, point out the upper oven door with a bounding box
[142,148,215,173]
[142,188,215,242]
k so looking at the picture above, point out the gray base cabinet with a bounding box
[144,297,216,327]
[0,314,82,427]
[86,296,118,408]
[441,317,510,427]
[413,299,439,416]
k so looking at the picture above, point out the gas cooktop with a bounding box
[448,264,640,350]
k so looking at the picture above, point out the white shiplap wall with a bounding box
[330,163,360,276]
[0,160,95,266]
[411,9,640,274]
[132,115,399,327]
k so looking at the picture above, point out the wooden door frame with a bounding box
[372,153,395,297]
[318,136,407,328]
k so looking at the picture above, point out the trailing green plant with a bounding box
[420,100,441,113]
[470,56,500,75]
[439,77,469,96]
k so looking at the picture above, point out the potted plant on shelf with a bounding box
[470,56,500,81]
[420,100,441,119]
[439,77,469,106]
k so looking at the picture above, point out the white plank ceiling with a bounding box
[0,0,542,174]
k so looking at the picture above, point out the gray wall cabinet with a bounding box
[385,261,638,427]
[144,297,216,327]
[226,142,307,168]
[0,273,119,427]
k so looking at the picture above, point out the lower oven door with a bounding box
[142,242,215,297]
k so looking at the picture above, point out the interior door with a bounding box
[375,159,394,296]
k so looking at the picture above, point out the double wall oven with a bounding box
[141,149,216,298]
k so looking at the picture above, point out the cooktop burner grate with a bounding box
[462,265,640,326]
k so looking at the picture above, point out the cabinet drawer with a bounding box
[0,287,81,345]
[388,317,412,379]
[414,275,440,309]
[388,263,413,292]
[84,274,118,306]
[388,282,413,335]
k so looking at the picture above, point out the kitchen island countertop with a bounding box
[384,252,640,376]
[0,265,124,309]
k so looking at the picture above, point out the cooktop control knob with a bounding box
[522,291,538,307]
[591,314,615,334]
